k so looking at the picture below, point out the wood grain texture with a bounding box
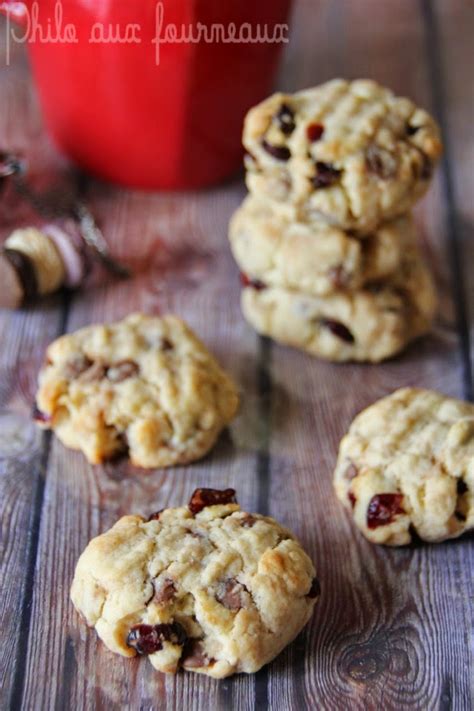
[432,0,474,400]
[0,33,74,709]
[0,1,473,709]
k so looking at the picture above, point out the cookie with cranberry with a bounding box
[241,250,436,363]
[244,79,442,233]
[334,388,474,545]
[70,488,319,678]
[35,314,239,467]
[229,195,416,296]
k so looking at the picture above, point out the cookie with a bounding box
[70,488,319,678]
[229,195,416,296]
[35,314,239,467]
[241,251,436,363]
[243,79,442,232]
[333,388,474,545]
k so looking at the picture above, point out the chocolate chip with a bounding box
[306,123,324,142]
[147,509,164,521]
[107,360,139,382]
[161,338,173,351]
[261,139,291,161]
[408,524,423,546]
[311,161,341,188]
[457,479,468,496]
[126,622,187,655]
[307,577,321,598]
[274,104,295,135]
[454,479,468,523]
[348,491,357,509]
[181,640,214,669]
[153,578,176,605]
[63,354,93,379]
[320,319,355,344]
[367,493,404,529]
[216,579,247,611]
[78,360,107,383]
[3,248,38,302]
[188,488,237,515]
[62,356,107,383]
[240,272,266,291]
[366,145,398,179]
[406,123,420,136]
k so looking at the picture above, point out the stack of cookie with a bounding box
[229,79,443,363]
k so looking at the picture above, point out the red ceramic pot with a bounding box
[1,1,292,189]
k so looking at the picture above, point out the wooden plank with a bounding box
[261,1,473,709]
[2,1,472,709]
[0,24,73,708]
[19,183,263,709]
[432,0,474,401]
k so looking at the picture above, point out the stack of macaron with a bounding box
[229,79,443,363]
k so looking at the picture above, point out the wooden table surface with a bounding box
[1,1,473,709]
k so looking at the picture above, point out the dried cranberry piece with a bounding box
[306,123,324,142]
[32,404,51,424]
[320,319,355,344]
[311,161,341,188]
[274,104,295,135]
[367,493,405,529]
[307,577,321,598]
[126,622,187,655]
[153,578,177,605]
[261,139,291,161]
[188,487,237,515]
[240,272,266,291]
[147,509,164,521]
[348,492,357,508]
[366,145,398,179]
[216,579,248,611]
[107,360,139,382]
[457,479,468,496]
[181,640,214,668]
